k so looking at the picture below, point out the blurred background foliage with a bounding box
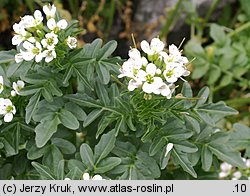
[0,0,249,127]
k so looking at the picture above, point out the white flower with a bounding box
[21,41,44,62]
[43,4,56,19]
[47,18,68,33]
[128,79,142,91]
[12,23,27,45]
[66,36,77,49]
[15,53,24,63]
[12,80,25,95]
[21,10,43,28]
[128,48,148,67]
[164,143,173,157]
[0,76,3,93]
[219,162,232,178]
[167,44,189,65]
[141,38,165,55]
[41,32,58,50]
[43,49,57,63]
[158,83,172,98]
[245,159,250,168]
[118,57,145,79]
[232,171,242,180]
[163,62,188,83]
[82,173,104,180]
[64,178,71,180]
[0,98,16,122]
[142,63,164,94]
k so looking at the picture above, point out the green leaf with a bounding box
[97,114,116,138]
[196,87,209,106]
[25,91,41,124]
[229,123,250,151]
[97,40,117,60]
[67,159,86,172]
[195,101,238,115]
[0,50,15,64]
[66,93,102,108]
[94,130,116,164]
[95,157,121,173]
[31,162,55,180]
[42,145,63,174]
[219,74,233,87]
[201,145,213,171]
[181,82,193,97]
[65,167,82,180]
[0,123,20,157]
[96,63,110,84]
[208,145,246,168]
[80,143,95,170]
[27,145,48,160]
[149,137,167,156]
[172,149,197,178]
[184,115,200,134]
[174,141,198,153]
[210,23,227,45]
[51,138,76,154]
[83,109,103,127]
[207,65,221,85]
[95,80,110,105]
[35,116,60,148]
[56,160,65,180]
[59,108,79,130]
[64,102,87,121]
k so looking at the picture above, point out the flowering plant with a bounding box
[0,4,249,180]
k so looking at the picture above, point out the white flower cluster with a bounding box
[0,76,25,122]
[219,158,250,180]
[118,38,190,99]
[12,4,77,63]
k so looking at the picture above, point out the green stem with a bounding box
[160,0,182,38]
[203,0,220,27]
[228,21,250,37]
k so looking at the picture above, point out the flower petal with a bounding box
[4,113,13,122]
